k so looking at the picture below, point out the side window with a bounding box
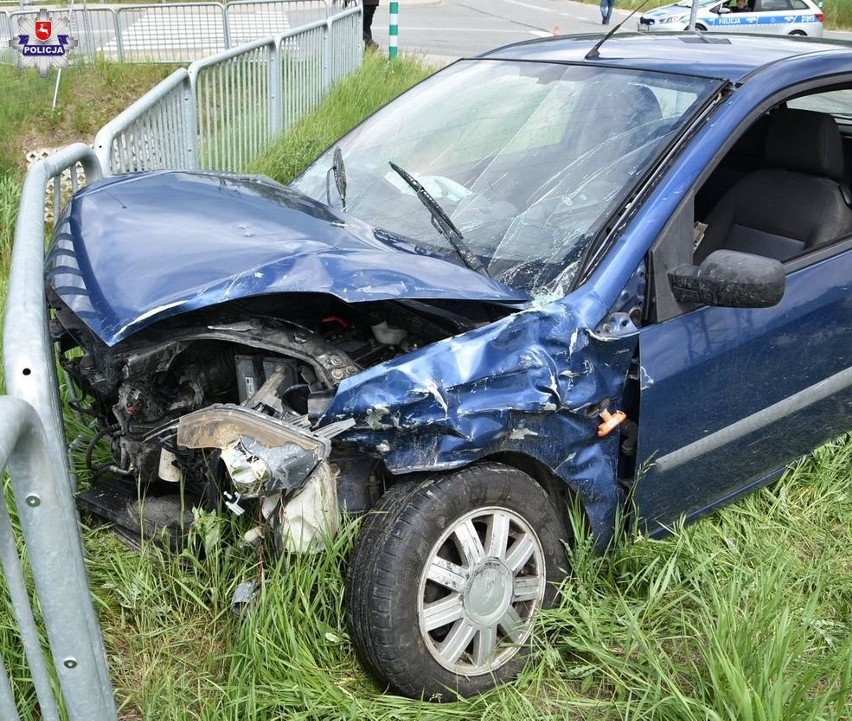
[789,0,809,7]
[787,89,852,132]
[648,82,852,323]
[755,0,792,10]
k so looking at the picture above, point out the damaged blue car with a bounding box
[47,32,852,700]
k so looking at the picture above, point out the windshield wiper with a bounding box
[326,146,347,210]
[388,161,490,277]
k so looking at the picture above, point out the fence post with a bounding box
[113,7,124,62]
[322,19,332,90]
[181,75,199,169]
[269,37,282,135]
[221,2,231,48]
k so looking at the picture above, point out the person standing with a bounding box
[363,0,380,49]
[600,0,615,25]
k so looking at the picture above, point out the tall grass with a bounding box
[0,59,175,175]
[250,52,434,184]
[823,0,852,29]
[66,436,852,720]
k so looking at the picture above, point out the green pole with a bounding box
[389,1,398,59]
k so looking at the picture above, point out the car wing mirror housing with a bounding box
[668,249,785,308]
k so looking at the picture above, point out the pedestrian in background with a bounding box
[363,0,380,50]
[600,0,615,25]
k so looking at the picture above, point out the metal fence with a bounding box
[1,4,361,717]
[95,4,360,173]
[2,0,351,64]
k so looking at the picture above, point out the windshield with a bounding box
[674,0,719,7]
[293,60,719,295]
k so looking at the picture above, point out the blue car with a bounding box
[47,33,852,699]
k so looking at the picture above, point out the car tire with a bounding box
[345,463,570,700]
[789,30,806,36]
[694,23,707,31]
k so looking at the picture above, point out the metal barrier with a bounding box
[96,4,361,173]
[2,144,116,721]
[1,4,362,716]
[4,0,341,64]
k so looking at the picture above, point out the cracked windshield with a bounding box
[293,60,718,295]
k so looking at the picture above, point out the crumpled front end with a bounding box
[321,297,639,548]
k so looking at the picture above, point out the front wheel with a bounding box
[345,463,570,700]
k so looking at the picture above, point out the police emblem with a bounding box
[9,8,79,77]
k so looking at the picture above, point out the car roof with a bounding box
[478,33,852,83]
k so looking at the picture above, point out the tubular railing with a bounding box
[2,145,116,721]
[3,0,344,64]
[1,4,361,717]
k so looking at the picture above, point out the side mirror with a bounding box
[668,250,785,308]
[716,5,731,13]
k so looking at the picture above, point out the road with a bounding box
[371,0,851,61]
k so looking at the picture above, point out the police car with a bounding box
[638,0,824,36]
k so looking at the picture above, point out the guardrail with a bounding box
[1,4,361,717]
[2,144,116,721]
[1,0,353,64]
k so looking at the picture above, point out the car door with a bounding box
[633,243,852,533]
[752,0,796,35]
[706,0,757,33]
[630,86,852,532]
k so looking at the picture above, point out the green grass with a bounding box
[1,53,851,721]
[0,59,176,176]
[249,52,434,183]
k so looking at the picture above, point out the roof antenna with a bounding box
[585,0,655,60]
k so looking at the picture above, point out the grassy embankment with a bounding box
[1,52,851,720]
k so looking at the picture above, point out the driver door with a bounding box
[632,231,852,535]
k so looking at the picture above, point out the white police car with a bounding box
[638,0,824,36]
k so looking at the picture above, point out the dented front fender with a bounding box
[320,295,639,548]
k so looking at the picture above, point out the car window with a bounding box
[789,0,809,7]
[787,89,852,131]
[293,61,718,297]
[756,0,793,10]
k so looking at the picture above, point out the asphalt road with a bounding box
[371,0,851,61]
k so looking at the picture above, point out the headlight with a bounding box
[663,14,688,22]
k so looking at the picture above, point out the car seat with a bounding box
[695,108,852,263]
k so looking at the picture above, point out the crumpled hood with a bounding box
[46,171,527,346]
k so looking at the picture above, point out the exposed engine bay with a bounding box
[49,289,506,549]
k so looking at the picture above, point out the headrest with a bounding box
[765,109,844,181]
[623,83,662,125]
